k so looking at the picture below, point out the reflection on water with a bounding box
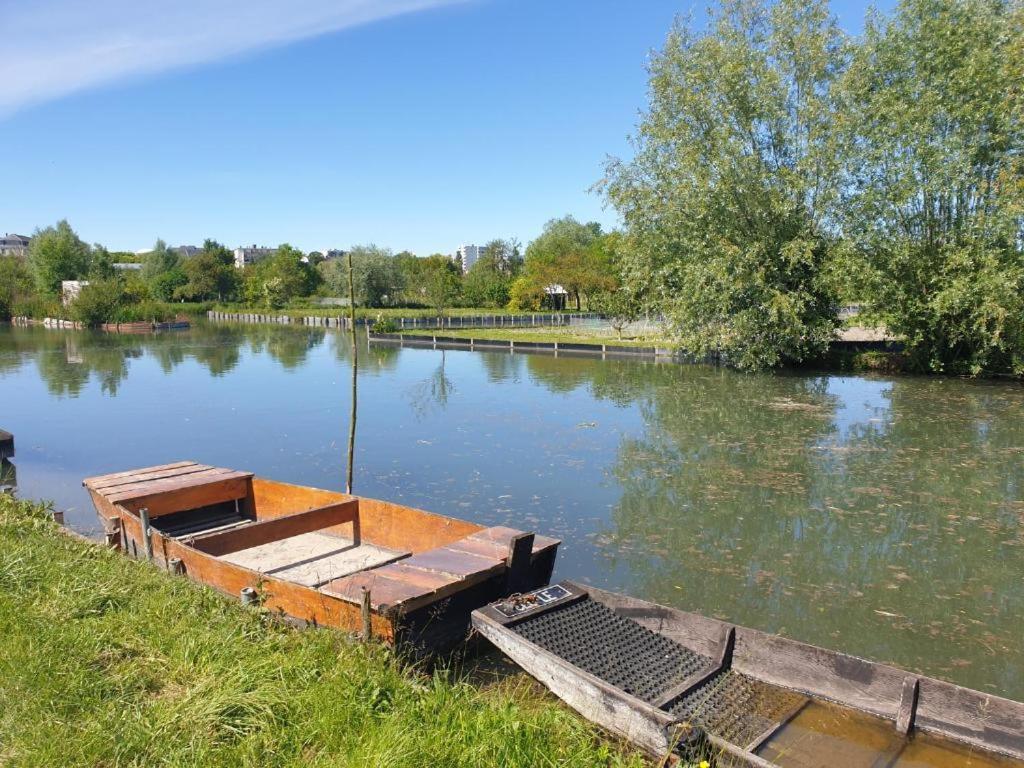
[1,322,1022,701]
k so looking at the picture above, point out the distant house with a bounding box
[0,233,30,259]
[61,280,89,306]
[544,284,568,311]
[233,244,276,269]
[112,262,143,272]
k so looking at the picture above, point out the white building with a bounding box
[61,280,89,306]
[456,244,480,273]
[0,233,30,258]
[233,245,276,268]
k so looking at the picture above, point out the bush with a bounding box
[70,280,124,327]
[0,257,35,320]
[373,316,398,333]
[10,295,62,320]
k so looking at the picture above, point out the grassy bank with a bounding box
[398,327,675,349]
[212,303,580,321]
[0,495,646,767]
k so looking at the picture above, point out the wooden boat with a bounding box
[472,581,1024,767]
[85,461,559,655]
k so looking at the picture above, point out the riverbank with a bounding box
[375,327,910,372]
[0,494,646,767]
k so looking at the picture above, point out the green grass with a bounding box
[399,327,677,349]
[0,495,647,768]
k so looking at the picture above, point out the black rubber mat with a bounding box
[514,596,712,703]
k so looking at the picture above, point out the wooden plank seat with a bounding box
[320,526,561,613]
[84,461,253,516]
[221,532,408,587]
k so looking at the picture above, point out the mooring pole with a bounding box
[360,587,372,642]
[139,506,153,562]
[346,250,358,495]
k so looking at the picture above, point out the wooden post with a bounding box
[505,532,535,594]
[360,587,372,641]
[104,517,122,549]
[139,506,154,562]
[896,676,920,735]
[50,509,65,525]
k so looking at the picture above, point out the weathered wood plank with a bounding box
[87,463,214,491]
[117,507,395,639]
[103,469,250,503]
[83,461,196,487]
[191,500,358,556]
[896,676,920,735]
[400,546,502,578]
[114,476,252,517]
[321,570,430,609]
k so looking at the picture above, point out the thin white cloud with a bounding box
[0,0,465,117]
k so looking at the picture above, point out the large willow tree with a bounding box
[839,0,1024,375]
[605,0,847,370]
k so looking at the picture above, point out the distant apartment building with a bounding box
[233,244,276,268]
[0,233,30,259]
[456,244,480,273]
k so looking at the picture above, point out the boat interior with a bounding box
[85,462,558,614]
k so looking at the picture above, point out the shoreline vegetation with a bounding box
[0,493,650,767]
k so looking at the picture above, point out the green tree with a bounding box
[839,0,1024,374]
[523,217,608,310]
[320,245,405,307]
[88,245,116,280]
[243,244,318,309]
[141,239,180,284]
[27,220,91,295]
[604,0,847,369]
[178,241,238,301]
[0,257,34,320]
[419,254,462,316]
[462,239,522,307]
[70,279,125,327]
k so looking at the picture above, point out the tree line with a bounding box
[604,0,1023,374]
[0,216,623,325]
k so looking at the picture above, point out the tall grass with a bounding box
[0,496,646,767]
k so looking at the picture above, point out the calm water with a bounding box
[2,322,1023,700]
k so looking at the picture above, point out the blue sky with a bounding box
[0,0,889,256]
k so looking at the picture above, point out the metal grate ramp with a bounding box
[669,669,807,749]
[514,596,713,703]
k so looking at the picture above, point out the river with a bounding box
[2,320,1022,701]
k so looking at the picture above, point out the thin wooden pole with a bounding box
[346,250,358,495]
[139,507,153,562]
[360,587,372,641]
